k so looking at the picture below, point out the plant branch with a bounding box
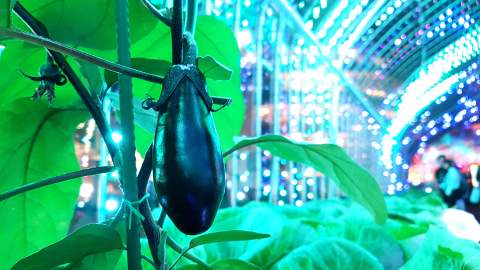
[114,0,142,268]
[142,254,161,270]
[137,145,164,267]
[157,209,166,227]
[140,0,172,26]
[171,0,183,64]
[0,166,115,201]
[0,28,164,84]
[12,2,120,162]
[166,237,210,268]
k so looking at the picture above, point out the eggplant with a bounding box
[152,64,226,235]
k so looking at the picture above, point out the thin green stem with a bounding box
[0,166,115,201]
[168,249,188,270]
[166,237,210,268]
[185,0,197,34]
[157,209,167,227]
[115,0,142,269]
[121,247,161,270]
[171,0,183,64]
[137,146,164,268]
[140,0,172,26]
[142,254,161,270]
[0,28,164,84]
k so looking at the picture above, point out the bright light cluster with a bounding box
[381,23,480,169]
[338,0,387,60]
[317,0,349,40]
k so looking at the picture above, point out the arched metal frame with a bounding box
[173,0,480,205]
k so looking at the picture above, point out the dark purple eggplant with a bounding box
[152,65,226,235]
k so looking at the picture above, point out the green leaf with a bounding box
[356,226,405,270]
[179,259,261,270]
[106,92,156,155]
[171,230,269,270]
[77,60,105,97]
[0,0,15,28]
[104,57,171,87]
[195,16,244,150]
[0,98,86,269]
[189,230,270,249]
[400,228,480,270]
[197,56,232,80]
[11,224,123,270]
[225,135,387,224]
[161,203,314,269]
[272,238,383,270]
[18,0,158,49]
[107,92,157,134]
[69,219,127,270]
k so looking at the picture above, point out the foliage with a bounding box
[0,98,86,269]
[148,192,478,270]
[225,135,387,223]
[11,224,123,270]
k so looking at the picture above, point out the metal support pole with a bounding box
[270,20,285,204]
[254,4,268,201]
[270,0,386,128]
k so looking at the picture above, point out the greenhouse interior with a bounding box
[1,0,480,269]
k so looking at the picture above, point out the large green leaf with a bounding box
[271,238,383,270]
[171,230,270,268]
[0,0,15,27]
[179,259,261,270]
[195,16,244,150]
[189,231,270,249]
[225,135,387,223]
[17,0,158,49]
[69,220,126,270]
[0,98,86,269]
[356,226,405,270]
[11,224,123,270]
[77,60,105,97]
[161,203,317,269]
[400,228,480,270]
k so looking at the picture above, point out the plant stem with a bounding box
[13,2,120,163]
[140,0,172,26]
[157,209,166,227]
[0,28,164,84]
[114,0,141,269]
[166,237,210,268]
[171,0,183,64]
[141,255,161,270]
[0,166,114,201]
[185,0,197,34]
[169,249,188,270]
[137,145,164,268]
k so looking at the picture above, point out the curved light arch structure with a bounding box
[195,0,480,204]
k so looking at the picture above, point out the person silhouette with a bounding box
[435,155,467,209]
